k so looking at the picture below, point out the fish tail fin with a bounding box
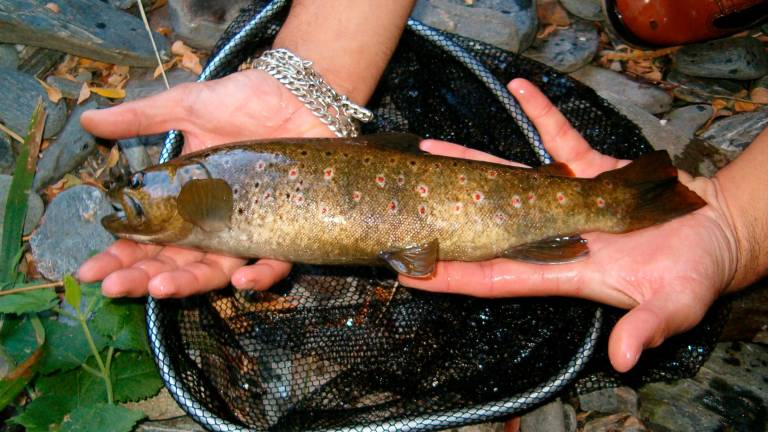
[596,150,706,231]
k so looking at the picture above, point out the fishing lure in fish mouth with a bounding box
[102,133,706,278]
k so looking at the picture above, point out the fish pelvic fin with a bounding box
[380,239,439,277]
[597,150,707,231]
[502,235,588,264]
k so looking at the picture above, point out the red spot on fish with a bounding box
[596,197,606,208]
[452,202,463,214]
[527,192,536,203]
[323,168,334,180]
[293,193,305,205]
[387,200,398,213]
[256,160,265,171]
[472,191,484,203]
[375,175,386,188]
[494,211,507,224]
[486,170,498,179]
[418,204,427,217]
[415,184,429,197]
[603,179,613,188]
[352,191,362,202]
[458,174,467,185]
[556,192,566,204]
[263,190,273,200]
[288,168,299,179]
[320,206,328,215]
[511,195,522,208]
[397,175,406,186]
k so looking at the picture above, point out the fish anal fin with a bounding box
[536,162,574,177]
[177,178,233,232]
[503,235,588,264]
[380,239,439,277]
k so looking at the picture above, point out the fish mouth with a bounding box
[103,192,144,230]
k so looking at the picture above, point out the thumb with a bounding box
[80,82,197,139]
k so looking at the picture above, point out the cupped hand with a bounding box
[77,69,335,298]
[401,78,740,372]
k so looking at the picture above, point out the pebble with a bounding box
[583,413,647,432]
[523,17,598,73]
[30,185,115,280]
[569,65,673,114]
[0,174,44,236]
[45,76,87,100]
[578,386,639,416]
[0,132,14,175]
[411,0,538,53]
[699,108,768,156]
[672,37,768,81]
[118,138,153,172]
[33,101,99,191]
[558,0,602,21]
[0,67,67,139]
[109,0,136,9]
[168,0,252,50]
[663,104,713,139]
[0,43,18,69]
[520,399,567,432]
[666,70,744,104]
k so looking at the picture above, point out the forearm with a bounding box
[273,0,415,104]
[715,127,768,290]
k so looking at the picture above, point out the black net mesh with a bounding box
[147,2,728,430]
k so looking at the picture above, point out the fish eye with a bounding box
[129,172,144,189]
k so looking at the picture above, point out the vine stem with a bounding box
[78,311,113,404]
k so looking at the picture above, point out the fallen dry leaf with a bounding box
[154,57,178,78]
[36,78,63,103]
[181,52,202,75]
[171,40,193,56]
[89,87,126,99]
[54,55,79,77]
[155,26,173,37]
[537,0,570,26]
[45,2,60,13]
[711,98,730,111]
[735,100,759,112]
[537,23,559,39]
[77,82,91,104]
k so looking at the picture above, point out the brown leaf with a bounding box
[36,78,63,103]
[171,40,193,56]
[537,0,570,26]
[735,100,759,112]
[181,52,202,75]
[45,2,60,13]
[154,58,178,78]
[711,98,730,111]
[89,87,126,99]
[106,145,120,168]
[537,23,559,39]
[77,82,91,104]
[155,26,173,37]
[751,87,768,104]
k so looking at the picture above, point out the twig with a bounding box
[667,84,768,105]
[0,122,24,144]
[137,0,170,90]
[0,281,62,296]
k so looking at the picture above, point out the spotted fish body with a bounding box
[103,135,706,276]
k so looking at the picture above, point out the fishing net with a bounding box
[146,1,727,430]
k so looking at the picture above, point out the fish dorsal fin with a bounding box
[536,162,574,177]
[177,178,233,232]
[379,239,439,277]
[358,133,424,154]
[503,235,588,264]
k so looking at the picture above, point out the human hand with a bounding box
[77,69,335,298]
[401,78,740,372]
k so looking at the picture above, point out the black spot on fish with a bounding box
[300,150,308,156]
[233,187,239,195]
[237,207,244,215]
[409,161,416,166]
[254,182,260,189]
[325,151,332,157]
[343,153,349,158]
[285,193,291,200]
[389,157,396,163]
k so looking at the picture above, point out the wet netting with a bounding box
[147,1,728,430]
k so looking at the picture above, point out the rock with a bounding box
[520,399,567,432]
[45,76,87,100]
[672,37,768,81]
[663,104,713,139]
[30,185,115,280]
[0,0,170,67]
[523,17,598,72]
[17,46,64,78]
[0,133,14,175]
[0,43,18,69]
[666,70,744,104]
[583,413,647,432]
[33,101,99,190]
[578,386,639,415]
[118,138,153,172]
[0,67,66,139]
[0,175,44,236]
[136,416,206,432]
[168,0,252,50]
[569,65,673,114]
[125,68,198,102]
[411,0,538,53]
[109,0,137,9]
[562,402,577,432]
[558,0,602,21]
[449,423,505,431]
[699,108,768,157]
[123,388,186,420]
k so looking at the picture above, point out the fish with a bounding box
[102,133,706,277]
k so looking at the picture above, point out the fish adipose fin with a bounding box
[598,150,707,231]
[177,178,233,232]
[503,235,588,264]
[359,133,425,154]
[536,161,575,177]
[380,239,439,277]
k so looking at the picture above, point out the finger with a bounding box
[508,78,623,176]
[80,82,197,139]
[231,259,293,290]
[100,246,206,297]
[419,140,529,168]
[77,240,162,282]
[147,254,247,298]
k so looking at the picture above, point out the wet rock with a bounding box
[125,68,198,102]
[45,76,87,100]
[0,133,14,175]
[0,0,170,67]
[412,0,538,53]
[672,37,768,81]
[699,108,768,157]
[118,138,153,172]
[168,0,251,50]
[562,402,577,432]
[667,70,744,104]
[0,175,44,236]
[578,386,638,416]
[523,17,598,72]
[558,0,602,21]
[33,101,99,190]
[520,399,567,432]
[0,43,18,69]
[17,46,64,78]
[663,104,713,139]
[570,65,673,114]
[0,67,67,139]
[30,185,115,280]
[109,0,137,9]
[583,413,647,432]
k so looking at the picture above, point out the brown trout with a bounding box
[102,134,705,277]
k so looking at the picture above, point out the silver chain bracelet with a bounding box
[250,48,373,138]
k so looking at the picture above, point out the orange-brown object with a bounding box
[602,0,768,48]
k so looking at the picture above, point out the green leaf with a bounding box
[36,362,107,407]
[92,299,148,351]
[63,275,81,312]
[60,403,145,432]
[111,351,162,403]
[0,289,57,314]
[8,393,72,432]
[0,315,37,364]
[0,374,30,412]
[38,317,108,374]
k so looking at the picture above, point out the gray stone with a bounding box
[570,65,673,114]
[168,0,251,50]
[520,399,567,432]
[45,76,87,100]
[411,0,538,53]
[123,388,186,420]
[0,174,44,236]
[583,414,647,432]
[663,104,713,139]
[558,0,602,21]
[0,43,18,69]
[449,423,505,432]
[673,37,768,80]
[523,17,598,72]
[17,46,64,78]
[30,185,115,280]
[125,68,198,102]
[0,132,14,175]
[562,402,577,432]
[0,0,170,67]
[0,67,67,139]
[136,416,206,432]
[109,0,137,9]
[667,70,743,104]
[118,138,153,172]
[699,108,768,156]
[578,386,638,415]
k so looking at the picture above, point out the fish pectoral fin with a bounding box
[359,133,425,154]
[502,235,588,264]
[379,239,439,277]
[177,178,233,232]
[536,161,575,177]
